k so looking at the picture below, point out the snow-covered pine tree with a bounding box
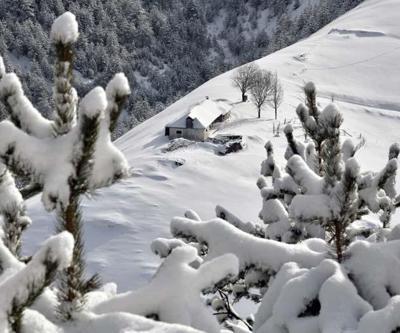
[258,84,398,249]
[0,10,331,333]
[0,12,130,322]
[159,82,400,332]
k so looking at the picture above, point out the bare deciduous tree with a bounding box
[250,69,273,118]
[269,72,284,120]
[232,63,259,102]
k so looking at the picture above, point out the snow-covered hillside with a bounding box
[24,0,400,294]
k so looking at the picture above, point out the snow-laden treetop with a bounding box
[80,86,108,119]
[106,73,131,100]
[50,11,79,44]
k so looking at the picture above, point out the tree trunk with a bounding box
[275,105,277,120]
[258,107,261,119]
[316,141,323,176]
[334,220,343,263]
[242,91,246,102]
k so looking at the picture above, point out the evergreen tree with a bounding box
[0,12,130,323]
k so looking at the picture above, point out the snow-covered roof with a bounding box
[167,99,231,129]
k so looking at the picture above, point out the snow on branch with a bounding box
[260,141,276,177]
[0,232,73,332]
[50,12,79,45]
[286,155,323,194]
[0,238,24,284]
[358,296,400,333]
[93,246,238,333]
[0,73,53,138]
[171,216,328,272]
[0,87,128,211]
[151,238,188,258]
[253,239,400,333]
[0,165,31,257]
[106,73,131,133]
[283,124,306,160]
[358,159,398,213]
[259,198,291,241]
[254,259,372,333]
[216,205,264,237]
[52,14,78,136]
[345,239,400,310]
[80,87,107,119]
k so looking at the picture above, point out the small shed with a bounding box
[165,99,231,141]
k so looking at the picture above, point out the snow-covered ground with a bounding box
[23,0,400,294]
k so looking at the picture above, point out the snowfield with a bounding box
[23,0,400,297]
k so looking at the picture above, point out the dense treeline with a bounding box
[0,0,362,136]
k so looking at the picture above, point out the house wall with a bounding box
[167,127,208,141]
[165,111,230,142]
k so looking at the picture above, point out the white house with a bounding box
[165,99,231,141]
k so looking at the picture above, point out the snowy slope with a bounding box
[23,0,400,292]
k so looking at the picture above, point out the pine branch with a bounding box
[322,135,342,190]
[304,82,320,120]
[56,197,101,320]
[105,73,131,134]
[376,159,397,191]
[214,289,253,331]
[1,207,30,258]
[8,255,59,333]
[0,166,31,258]
[108,94,129,133]
[284,125,301,157]
[73,112,101,194]
[57,110,101,320]
[50,13,79,137]
[0,73,53,138]
[332,160,359,262]
[52,41,77,136]
[1,232,73,333]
